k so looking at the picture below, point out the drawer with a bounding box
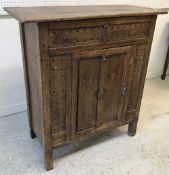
[48,17,151,55]
[48,22,104,48]
[107,22,150,42]
[49,27,102,47]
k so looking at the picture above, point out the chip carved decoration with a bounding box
[49,22,150,48]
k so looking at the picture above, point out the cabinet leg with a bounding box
[30,128,36,139]
[44,147,53,171]
[161,47,169,80]
[128,120,138,137]
[161,73,166,80]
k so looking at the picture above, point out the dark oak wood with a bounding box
[19,23,33,139]
[161,45,169,80]
[5,6,166,171]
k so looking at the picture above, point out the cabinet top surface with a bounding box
[4,5,167,23]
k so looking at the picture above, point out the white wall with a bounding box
[0,1,169,117]
[0,18,26,117]
[147,14,169,79]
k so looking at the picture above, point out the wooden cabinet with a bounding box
[4,5,166,171]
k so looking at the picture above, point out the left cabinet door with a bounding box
[50,55,72,144]
[71,51,102,138]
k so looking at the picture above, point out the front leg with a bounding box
[30,128,36,139]
[128,120,138,136]
[44,146,53,171]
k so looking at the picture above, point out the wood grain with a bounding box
[97,52,125,125]
[77,58,100,132]
[19,23,34,139]
[4,5,167,23]
[24,23,43,144]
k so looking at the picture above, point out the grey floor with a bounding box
[0,77,169,175]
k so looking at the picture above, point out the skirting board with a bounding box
[0,102,26,117]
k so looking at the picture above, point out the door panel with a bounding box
[97,54,125,125]
[71,55,102,137]
[77,58,101,132]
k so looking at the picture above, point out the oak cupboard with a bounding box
[4,5,167,171]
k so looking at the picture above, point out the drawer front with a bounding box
[48,16,152,53]
[49,26,103,48]
[107,22,150,42]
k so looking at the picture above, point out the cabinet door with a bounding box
[97,48,132,126]
[71,46,134,138]
[71,53,101,138]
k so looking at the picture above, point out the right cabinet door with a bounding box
[97,46,138,126]
[96,47,132,126]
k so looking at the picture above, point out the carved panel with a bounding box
[107,23,150,42]
[127,44,147,111]
[50,55,71,138]
[49,26,103,48]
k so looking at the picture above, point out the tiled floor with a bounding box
[0,77,169,175]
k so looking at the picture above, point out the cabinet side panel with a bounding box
[19,23,32,137]
[24,23,43,145]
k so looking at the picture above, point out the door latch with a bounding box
[121,82,127,96]
[102,54,106,61]
[98,87,105,98]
